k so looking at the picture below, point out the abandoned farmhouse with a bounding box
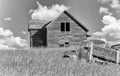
[28,11,89,47]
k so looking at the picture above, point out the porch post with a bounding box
[116,51,120,65]
[87,41,93,63]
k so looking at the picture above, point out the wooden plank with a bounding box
[93,45,117,62]
[80,41,119,63]
[89,42,93,62]
[116,51,120,64]
[80,41,89,48]
[87,42,93,63]
[28,20,47,29]
[30,31,32,47]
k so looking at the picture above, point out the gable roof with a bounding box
[64,11,89,32]
[44,11,89,32]
[29,11,89,32]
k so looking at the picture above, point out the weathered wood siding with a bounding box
[30,29,47,47]
[80,41,119,63]
[93,45,117,62]
[47,12,87,47]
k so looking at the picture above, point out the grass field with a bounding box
[0,47,120,76]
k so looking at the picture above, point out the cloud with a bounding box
[22,31,27,35]
[4,17,12,21]
[94,0,120,45]
[29,1,69,21]
[98,0,112,4]
[99,0,120,9]
[0,27,27,50]
[99,7,113,15]
[0,44,16,50]
[93,15,120,43]
[110,0,120,9]
[4,36,27,47]
[0,27,13,37]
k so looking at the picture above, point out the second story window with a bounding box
[61,22,70,32]
[66,22,70,31]
[61,23,65,31]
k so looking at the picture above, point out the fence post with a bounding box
[87,41,93,63]
[116,51,119,65]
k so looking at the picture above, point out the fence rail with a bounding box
[80,41,120,64]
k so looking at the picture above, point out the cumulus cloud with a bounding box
[99,7,113,15]
[0,27,27,50]
[4,17,12,21]
[29,1,69,21]
[0,44,16,50]
[94,0,120,45]
[0,28,13,37]
[22,31,27,35]
[93,15,120,43]
[4,36,27,47]
[110,0,120,9]
[99,0,120,9]
[98,0,111,4]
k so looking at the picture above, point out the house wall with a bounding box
[47,12,87,47]
[30,29,47,47]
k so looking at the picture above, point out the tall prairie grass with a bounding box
[0,47,120,76]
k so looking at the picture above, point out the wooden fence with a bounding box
[80,41,120,64]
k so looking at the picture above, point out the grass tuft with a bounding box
[0,47,120,76]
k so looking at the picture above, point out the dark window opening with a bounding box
[61,22,70,32]
[59,44,64,47]
[65,42,69,47]
[66,22,70,31]
[61,23,65,31]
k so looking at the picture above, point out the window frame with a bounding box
[60,22,70,32]
[61,22,65,32]
[66,22,70,31]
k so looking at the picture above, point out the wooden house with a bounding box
[28,11,89,47]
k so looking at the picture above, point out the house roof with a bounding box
[44,11,89,32]
[64,11,89,32]
[28,19,51,30]
[28,11,89,32]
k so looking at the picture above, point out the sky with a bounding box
[0,0,120,49]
